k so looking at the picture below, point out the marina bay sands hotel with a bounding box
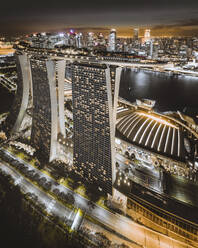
[3,48,198,198]
[4,51,122,195]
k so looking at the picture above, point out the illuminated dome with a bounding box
[116,110,195,161]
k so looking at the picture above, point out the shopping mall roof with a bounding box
[116,110,194,162]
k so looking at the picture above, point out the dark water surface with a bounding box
[119,68,198,117]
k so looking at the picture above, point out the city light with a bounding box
[138,112,178,129]
[1,11,198,247]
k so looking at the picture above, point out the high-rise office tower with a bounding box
[71,62,121,195]
[75,33,83,48]
[108,29,116,52]
[98,33,105,45]
[144,29,151,43]
[67,30,76,47]
[149,39,153,58]
[133,28,139,39]
[87,32,95,49]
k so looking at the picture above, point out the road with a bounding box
[0,150,140,248]
[0,161,72,221]
[1,148,96,212]
[0,148,196,248]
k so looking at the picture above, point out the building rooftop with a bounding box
[116,110,196,162]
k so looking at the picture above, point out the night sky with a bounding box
[1,0,198,36]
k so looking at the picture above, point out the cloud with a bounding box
[1,1,198,36]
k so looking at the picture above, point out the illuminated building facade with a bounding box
[133,28,139,39]
[87,32,94,49]
[30,57,65,162]
[71,62,121,194]
[115,102,198,181]
[75,33,83,48]
[3,53,32,136]
[144,29,151,43]
[108,29,116,52]
[4,52,66,162]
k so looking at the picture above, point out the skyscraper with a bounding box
[71,62,121,194]
[75,33,83,48]
[108,29,116,52]
[87,32,94,49]
[3,53,32,136]
[144,29,151,43]
[149,39,153,58]
[30,57,65,162]
[133,28,139,39]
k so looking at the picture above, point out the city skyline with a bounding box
[0,2,198,247]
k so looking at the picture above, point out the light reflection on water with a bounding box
[119,68,198,117]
